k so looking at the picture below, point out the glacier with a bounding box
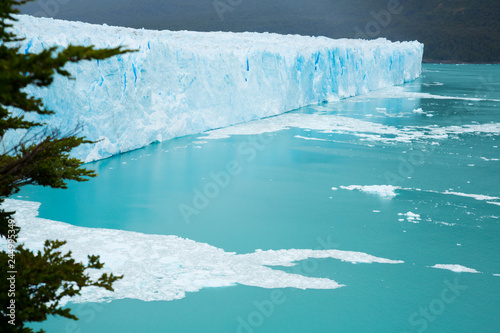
[7,15,423,162]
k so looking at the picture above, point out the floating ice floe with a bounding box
[202,112,500,144]
[442,191,500,201]
[0,199,404,305]
[334,186,500,208]
[294,135,327,141]
[352,85,500,102]
[436,221,457,227]
[441,191,500,206]
[412,108,434,117]
[340,185,401,198]
[430,264,481,274]
[398,211,421,223]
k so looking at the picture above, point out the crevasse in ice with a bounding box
[7,15,423,162]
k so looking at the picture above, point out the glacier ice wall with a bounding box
[8,15,423,162]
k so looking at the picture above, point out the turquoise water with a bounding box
[24,64,500,332]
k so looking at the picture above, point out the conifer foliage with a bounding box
[0,1,131,331]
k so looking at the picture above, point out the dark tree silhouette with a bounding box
[0,1,132,331]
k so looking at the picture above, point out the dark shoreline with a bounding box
[423,59,500,65]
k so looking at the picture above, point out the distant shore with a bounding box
[423,59,500,65]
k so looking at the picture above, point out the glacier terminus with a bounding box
[8,15,423,162]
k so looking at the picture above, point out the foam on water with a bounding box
[0,199,404,305]
[430,264,481,274]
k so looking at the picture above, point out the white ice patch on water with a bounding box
[352,86,500,102]
[294,135,327,141]
[442,191,500,202]
[201,112,500,143]
[480,157,500,161]
[340,185,400,198]
[436,221,457,227]
[412,108,434,117]
[398,211,421,223]
[0,199,404,305]
[377,187,500,207]
[336,186,500,208]
[430,264,481,274]
[493,274,500,277]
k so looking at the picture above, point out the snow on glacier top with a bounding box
[11,14,420,57]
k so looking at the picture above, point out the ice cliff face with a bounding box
[8,15,423,162]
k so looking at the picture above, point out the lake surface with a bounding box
[23,64,500,332]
